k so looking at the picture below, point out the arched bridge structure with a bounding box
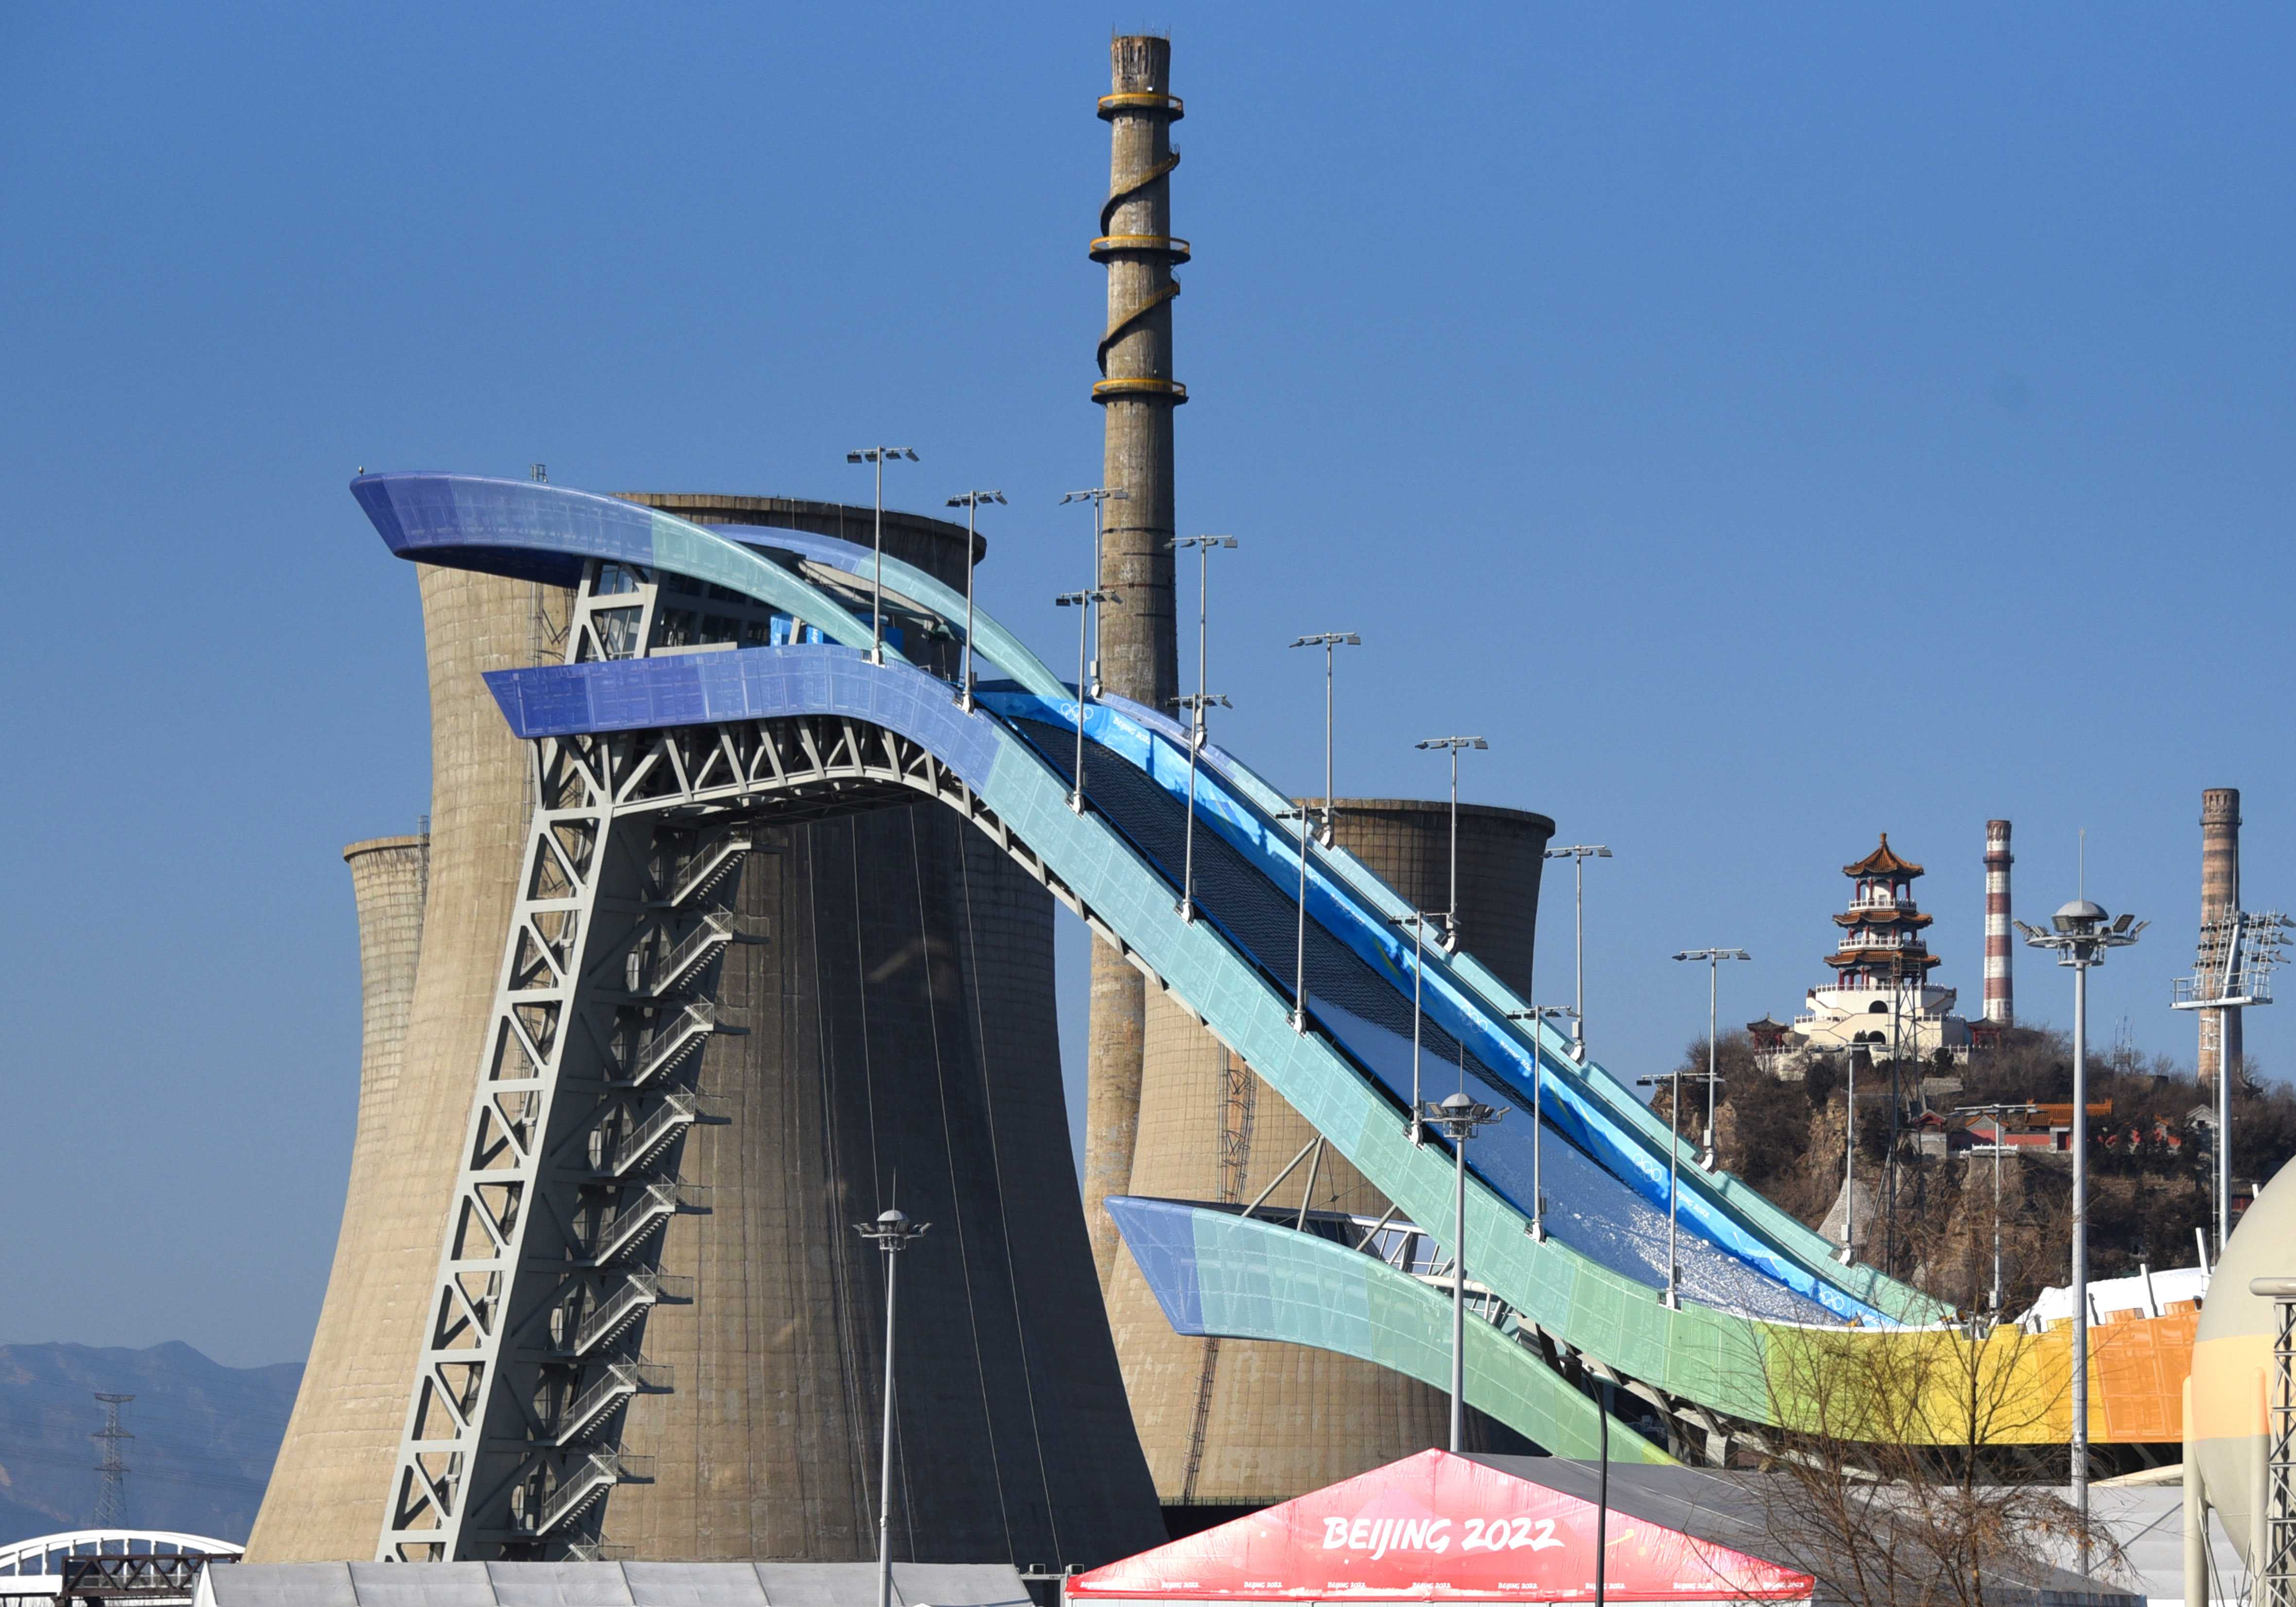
[351,473,2188,1561]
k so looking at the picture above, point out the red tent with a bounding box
[1068,1451,1812,1605]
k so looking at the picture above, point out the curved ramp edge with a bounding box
[1106,1196,1672,1466]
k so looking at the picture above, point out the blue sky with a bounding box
[2,5,2292,1366]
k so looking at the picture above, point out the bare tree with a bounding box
[1728,1270,2125,1607]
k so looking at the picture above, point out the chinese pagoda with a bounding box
[1793,834,1972,1061]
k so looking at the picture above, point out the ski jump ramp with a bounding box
[350,473,2192,1555]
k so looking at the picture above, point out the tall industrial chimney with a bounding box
[2199,788,2243,1089]
[1084,34,1188,1287]
[1983,820,2014,1024]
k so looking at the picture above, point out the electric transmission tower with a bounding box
[91,1393,133,1527]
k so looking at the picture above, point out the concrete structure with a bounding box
[341,831,431,1183]
[1790,836,1970,1062]
[1103,799,1552,1514]
[2198,788,2243,1090]
[252,496,1159,1567]
[1085,34,1188,1293]
[1984,818,2015,1024]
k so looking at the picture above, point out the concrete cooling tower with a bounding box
[1102,799,1553,1517]
[250,499,1161,1567]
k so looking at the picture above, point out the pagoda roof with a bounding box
[1824,948,1941,973]
[1833,907,1933,929]
[1844,833,1923,879]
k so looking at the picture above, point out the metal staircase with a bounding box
[380,560,766,1560]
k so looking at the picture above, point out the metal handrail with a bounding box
[603,1092,701,1178]
[640,911,737,997]
[537,1451,654,1533]
[590,1182,682,1264]
[628,1003,716,1085]
[572,1272,694,1355]
[664,834,752,908]
[555,1361,672,1446]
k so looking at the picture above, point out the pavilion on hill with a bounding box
[1792,833,1971,1063]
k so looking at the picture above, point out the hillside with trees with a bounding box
[1654,1024,2296,1314]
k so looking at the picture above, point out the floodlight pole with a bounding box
[1545,846,1611,1061]
[2018,894,2144,1575]
[1416,737,1488,952]
[1392,911,1439,1145]
[1595,1378,1612,1607]
[1420,1091,1505,1451]
[1282,806,1313,1032]
[1950,1102,2037,1314]
[1170,536,1237,923]
[1054,588,1116,813]
[1177,535,1238,723]
[846,447,917,665]
[2172,908,2290,1255]
[1060,487,1129,695]
[944,490,1004,710]
[1505,1003,1577,1242]
[854,1207,929,1607]
[1171,692,1228,921]
[1289,633,1361,846]
[1670,949,1750,1171]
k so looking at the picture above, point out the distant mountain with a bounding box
[0,1342,301,1548]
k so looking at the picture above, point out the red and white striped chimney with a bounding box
[1983,819,2014,1024]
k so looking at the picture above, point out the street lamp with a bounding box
[854,1206,930,1607]
[1390,909,1443,1144]
[1544,846,1612,1061]
[1418,1089,1506,1451]
[943,490,1005,710]
[2016,892,2143,1571]
[1288,633,1361,846]
[845,448,918,665]
[1054,588,1117,813]
[1414,737,1488,952]
[1504,1004,1577,1241]
[1059,488,1129,695]
[1671,949,1751,1170]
